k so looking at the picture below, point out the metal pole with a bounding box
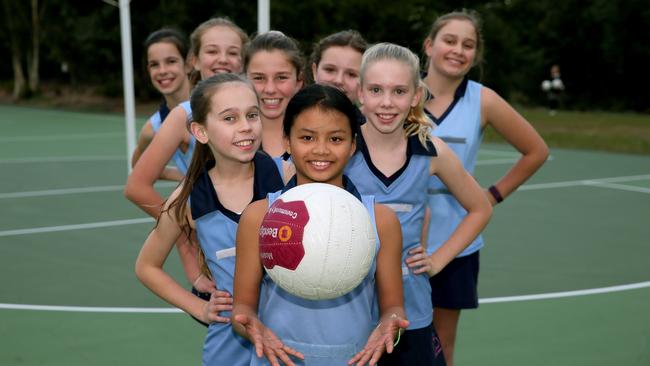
[118,0,137,174]
[258,0,270,33]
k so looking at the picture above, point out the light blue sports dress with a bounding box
[426,78,484,257]
[191,152,284,366]
[150,101,195,175]
[345,133,437,331]
[253,176,379,366]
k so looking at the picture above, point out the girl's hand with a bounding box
[202,290,233,324]
[348,314,409,365]
[405,246,441,277]
[193,273,218,294]
[233,314,305,366]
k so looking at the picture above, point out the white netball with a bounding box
[541,80,552,91]
[258,183,377,300]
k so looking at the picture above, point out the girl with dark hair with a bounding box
[131,28,192,181]
[232,84,408,366]
[309,30,368,104]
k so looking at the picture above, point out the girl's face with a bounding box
[147,42,190,96]
[194,26,244,79]
[358,59,420,136]
[312,46,362,103]
[192,83,262,163]
[287,107,355,187]
[425,19,477,78]
[247,50,303,121]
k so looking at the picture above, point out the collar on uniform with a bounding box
[423,75,469,125]
[355,128,436,158]
[190,152,284,220]
[282,175,362,201]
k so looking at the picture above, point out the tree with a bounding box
[1,0,46,98]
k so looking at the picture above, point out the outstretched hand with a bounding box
[233,314,305,366]
[348,314,409,366]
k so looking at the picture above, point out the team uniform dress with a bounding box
[425,78,483,309]
[253,176,379,366]
[149,100,196,175]
[190,152,284,366]
[345,133,445,365]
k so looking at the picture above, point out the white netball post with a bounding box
[258,0,270,33]
[118,0,137,174]
[114,0,270,173]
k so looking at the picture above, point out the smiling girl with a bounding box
[345,43,492,365]
[135,73,284,365]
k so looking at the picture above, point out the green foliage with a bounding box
[0,0,647,111]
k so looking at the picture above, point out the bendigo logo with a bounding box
[259,199,308,270]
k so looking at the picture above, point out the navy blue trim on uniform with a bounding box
[354,104,366,125]
[190,151,284,222]
[280,151,292,161]
[356,132,436,187]
[158,101,170,123]
[423,76,469,126]
[253,151,285,198]
[282,175,362,201]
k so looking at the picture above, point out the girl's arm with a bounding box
[349,204,409,366]
[409,138,492,276]
[135,187,226,323]
[124,105,191,218]
[232,200,304,366]
[126,106,211,291]
[481,87,549,204]
[131,120,184,182]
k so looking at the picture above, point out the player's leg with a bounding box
[433,307,460,366]
[430,251,480,366]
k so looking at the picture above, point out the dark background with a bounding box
[1,0,648,112]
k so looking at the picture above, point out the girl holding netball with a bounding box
[135,73,284,365]
[418,10,548,365]
[345,43,492,365]
[232,84,409,366]
[131,28,192,181]
[125,18,249,295]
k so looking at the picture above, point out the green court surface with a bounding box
[1,105,648,365]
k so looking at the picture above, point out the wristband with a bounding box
[488,185,504,203]
[193,274,205,287]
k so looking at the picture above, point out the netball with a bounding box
[258,183,377,300]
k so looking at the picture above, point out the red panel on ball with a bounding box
[259,199,309,270]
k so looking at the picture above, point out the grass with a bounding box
[485,107,650,155]
[2,90,649,155]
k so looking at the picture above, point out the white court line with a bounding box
[0,155,123,164]
[0,182,177,199]
[0,185,125,199]
[479,148,520,157]
[584,181,650,194]
[479,281,650,304]
[0,132,123,142]
[0,218,154,237]
[2,280,649,313]
[519,174,650,191]
[476,155,555,166]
